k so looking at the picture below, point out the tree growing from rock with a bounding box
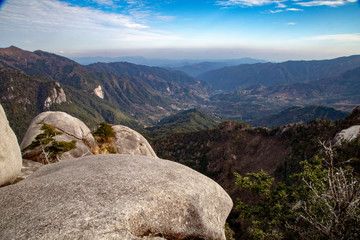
[92,122,117,154]
[25,124,76,164]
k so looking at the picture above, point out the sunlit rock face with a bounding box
[93,85,104,99]
[0,104,22,187]
[112,125,157,158]
[44,82,67,109]
[333,125,360,146]
[20,111,96,163]
[0,154,233,240]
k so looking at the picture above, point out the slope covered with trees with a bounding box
[152,106,360,239]
[198,55,360,91]
[0,46,211,139]
[205,66,360,122]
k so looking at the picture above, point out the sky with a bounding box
[0,0,359,61]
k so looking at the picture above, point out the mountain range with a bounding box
[198,55,360,91]
[0,46,211,139]
[168,58,266,77]
[1,46,360,141]
[205,65,360,121]
[2,45,359,240]
[72,55,265,71]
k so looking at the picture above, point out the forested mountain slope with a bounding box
[0,46,211,139]
[198,55,360,90]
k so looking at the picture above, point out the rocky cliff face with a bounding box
[43,82,67,109]
[93,85,104,99]
[333,125,360,146]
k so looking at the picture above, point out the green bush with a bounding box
[93,122,115,140]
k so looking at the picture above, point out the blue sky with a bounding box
[0,0,359,61]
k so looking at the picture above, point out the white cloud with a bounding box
[91,0,115,6]
[215,0,287,7]
[304,33,360,41]
[0,0,180,50]
[269,7,304,13]
[276,2,288,8]
[0,0,148,30]
[269,9,284,13]
[216,0,357,8]
[286,7,303,11]
[296,0,357,7]
[287,22,297,25]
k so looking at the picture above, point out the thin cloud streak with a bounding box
[296,0,357,7]
[304,33,360,41]
[286,8,303,11]
[216,0,356,8]
[215,0,287,7]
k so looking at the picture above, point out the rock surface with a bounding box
[0,154,233,240]
[113,125,157,158]
[0,104,22,186]
[19,159,43,179]
[20,111,97,162]
[333,125,360,146]
[93,85,104,99]
[43,82,67,109]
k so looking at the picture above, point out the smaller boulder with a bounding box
[20,111,97,163]
[0,104,22,186]
[113,125,157,158]
[333,125,360,146]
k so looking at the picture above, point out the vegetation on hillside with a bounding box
[140,108,220,143]
[198,55,360,91]
[205,67,360,122]
[234,142,360,240]
[250,105,348,128]
[153,106,360,239]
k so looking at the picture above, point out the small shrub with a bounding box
[93,122,117,154]
[93,122,115,141]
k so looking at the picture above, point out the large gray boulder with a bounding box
[0,104,22,186]
[0,154,233,240]
[113,125,157,158]
[333,125,360,146]
[20,111,97,162]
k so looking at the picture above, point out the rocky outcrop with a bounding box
[113,125,157,158]
[93,85,104,99]
[0,154,233,240]
[0,104,22,186]
[0,105,22,186]
[20,111,96,162]
[333,125,360,146]
[43,82,67,109]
